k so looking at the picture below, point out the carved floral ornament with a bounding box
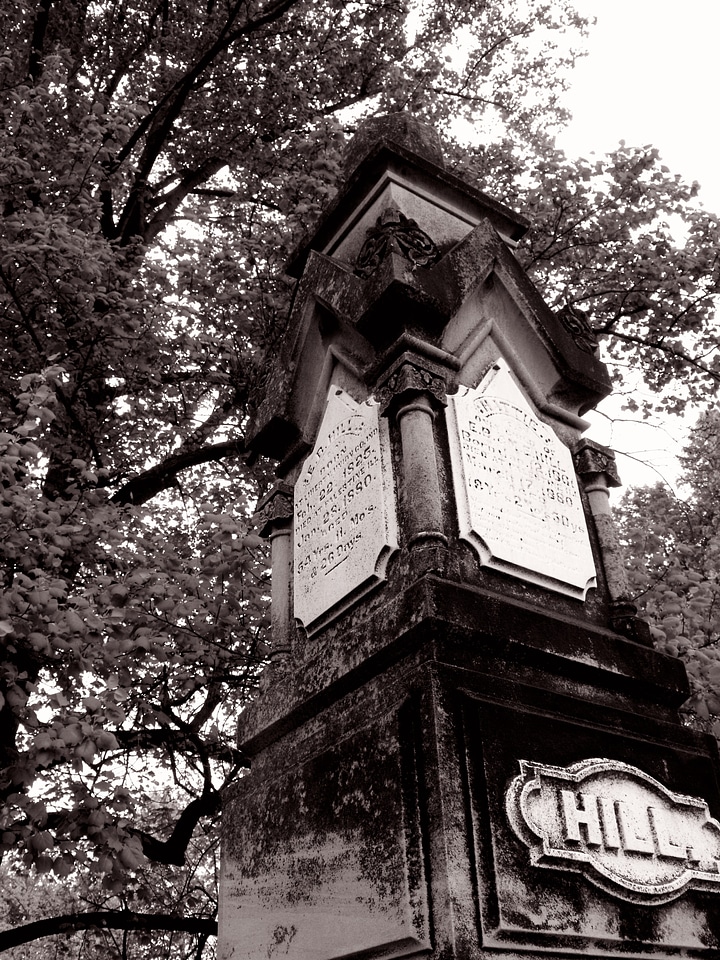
[355,208,440,278]
[506,757,720,905]
[556,304,600,355]
[573,439,622,487]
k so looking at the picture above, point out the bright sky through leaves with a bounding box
[557,0,720,492]
[559,0,720,213]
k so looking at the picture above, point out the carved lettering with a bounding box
[649,807,689,861]
[561,790,602,847]
[560,790,689,859]
[293,390,397,631]
[506,757,720,904]
[617,799,654,854]
[599,796,622,850]
[447,362,596,598]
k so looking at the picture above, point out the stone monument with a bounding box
[218,114,720,960]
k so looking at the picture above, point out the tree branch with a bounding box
[27,0,53,82]
[113,0,305,242]
[607,330,720,384]
[112,726,249,766]
[0,912,217,952]
[134,788,221,865]
[0,265,46,358]
[111,439,245,505]
[144,158,226,243]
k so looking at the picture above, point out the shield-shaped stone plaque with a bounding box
[293,388,398,631]
[447,361,596,598]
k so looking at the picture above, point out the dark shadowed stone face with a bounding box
[343,112,445,175]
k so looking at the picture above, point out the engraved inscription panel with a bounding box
[447,361,596,598]
[294,388,397,631]
[506,757,720,905]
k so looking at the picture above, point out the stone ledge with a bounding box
[237,575,688,757]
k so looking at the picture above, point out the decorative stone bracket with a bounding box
[374,352,450,416]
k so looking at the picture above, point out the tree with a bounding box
[0,831,219,958]
[617,410,720,735]
[450,136,720,415]
[516,142,720,414]
[1,0,719,953]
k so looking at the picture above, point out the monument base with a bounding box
[219,579,720,960]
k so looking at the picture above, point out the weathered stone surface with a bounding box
[447,360,596,598]
[342,111,446,175]
[464,696,720,956]
[222,634,720,960]
[253,481,294,537]
[506,757,720,904]
[288,122,530,281]
[220,700,430,960]
[293,388,397,631]
[236,576,691,760]
[250,214,613,462]
[374,351,450,415]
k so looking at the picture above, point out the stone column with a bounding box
[574,439,651,646]
[377,354,449,547]
[254,482,294,661]
[396,394,444,543]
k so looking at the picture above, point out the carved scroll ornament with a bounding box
[355,208,439,278]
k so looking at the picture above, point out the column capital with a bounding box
[254,481,294,538]
[573,439,621,488]
[374,351,450,417]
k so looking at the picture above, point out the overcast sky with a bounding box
[559,0,720,213]
[555,1,720,491]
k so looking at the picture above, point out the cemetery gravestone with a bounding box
[219,114,720,960]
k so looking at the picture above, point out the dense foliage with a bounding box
[1,0,718,954]
[618,411,720,736]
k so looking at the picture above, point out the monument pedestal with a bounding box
[221,578,720,959]
[219,116,720,959]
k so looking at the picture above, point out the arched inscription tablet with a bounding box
[447,362,596,598]
[294,389,398,631]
